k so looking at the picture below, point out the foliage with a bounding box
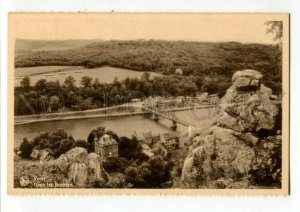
[87,127,106,145]
[124,156,173,188]
[265,21,283,42]
[80,76,93,88]
[249,136,282,187]
[102,157,131,173]
[49,95,60,111]
[19,137,33,159]
[74,139,93,152]
[192,150,207,187]
[20,76,30,89]
[29,129,75,158]
[118,136,142,160]
[92,174,132,188]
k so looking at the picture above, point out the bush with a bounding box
[74,139,93,152]
[124,156,173,188]
[55,138,75,157]
[25,129,75,158]
[91,174,132,188]
[193,150,207,187]
[118,136,141,160]
[249,136,282,187]
[87,127,105,145]
[19,138,33,159]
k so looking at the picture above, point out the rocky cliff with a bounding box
[181,69,282,188]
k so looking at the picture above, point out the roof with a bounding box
[97,134,117,146]
[163,132,180,140]
[142,131,153,139]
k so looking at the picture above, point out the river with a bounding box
[14,107,218,147]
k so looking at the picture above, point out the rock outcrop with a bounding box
[15,147,110,188]
[30,148,54,161]
[181,69,281,188]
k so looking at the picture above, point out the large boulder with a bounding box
[219,73,278,133]
[30,148,54,161]
[187,126,202,139]
[232,69,262,89]
[87,153,102,182]
[58,147,88,163]
[180,146,207,188]
[68,162,88,187]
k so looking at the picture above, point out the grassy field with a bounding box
[15,66,162,86]
[14,66,83,77]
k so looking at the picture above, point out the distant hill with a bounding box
[14,39,282,93]
[15,39,97,55]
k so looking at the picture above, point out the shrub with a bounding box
[192,150,207,187]
[91,174,132,188]
[249,135,282,187]
[26,129,75,158]
[118,136,141,160]
[74,139,93,152]
[55,138,75,157]
[19,138,33,159]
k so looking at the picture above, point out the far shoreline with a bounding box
[14,104,218,126]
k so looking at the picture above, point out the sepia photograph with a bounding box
[8,13,289,195]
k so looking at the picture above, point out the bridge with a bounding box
[141,106,196,130]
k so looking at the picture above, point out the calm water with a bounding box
[14,108,217,147]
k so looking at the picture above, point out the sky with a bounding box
[10,13,288,44]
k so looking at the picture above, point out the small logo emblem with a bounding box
[19,176,30,187]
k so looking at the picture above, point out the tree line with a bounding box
[14,72,228,116]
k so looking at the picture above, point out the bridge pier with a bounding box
[152,113,159,122]
[171,120,177,131]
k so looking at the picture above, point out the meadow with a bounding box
[15,66,162,86]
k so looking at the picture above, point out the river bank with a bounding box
[14,104,217,125]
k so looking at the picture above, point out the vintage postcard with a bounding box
[8,13,289,195]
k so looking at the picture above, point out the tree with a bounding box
[63,76,76,90]
[124,165,147,188]
[56,138,75,157]
[140,72,150,82]
[20,77,30,90]
[118,136,141,160]
[265,21,283,42]
[45,81,59,95]
[28,130,74,158]
[81,76,93,88]
[49,95,60,111]
[93,77,100,89]
[87,127,106,145]
[147,156,171,187]
[74,139,93,152]
[82,97,93,110]
[38,95,48,113]
[19,137,33,159]
[34,79,47,91]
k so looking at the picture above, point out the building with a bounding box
[162,132,180,149]
[145,96,163,108]
[94,134,118,162]
[141,131,161,146]
[131,98,142,103]
[142,131,153,145]
[175,68,183,75]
